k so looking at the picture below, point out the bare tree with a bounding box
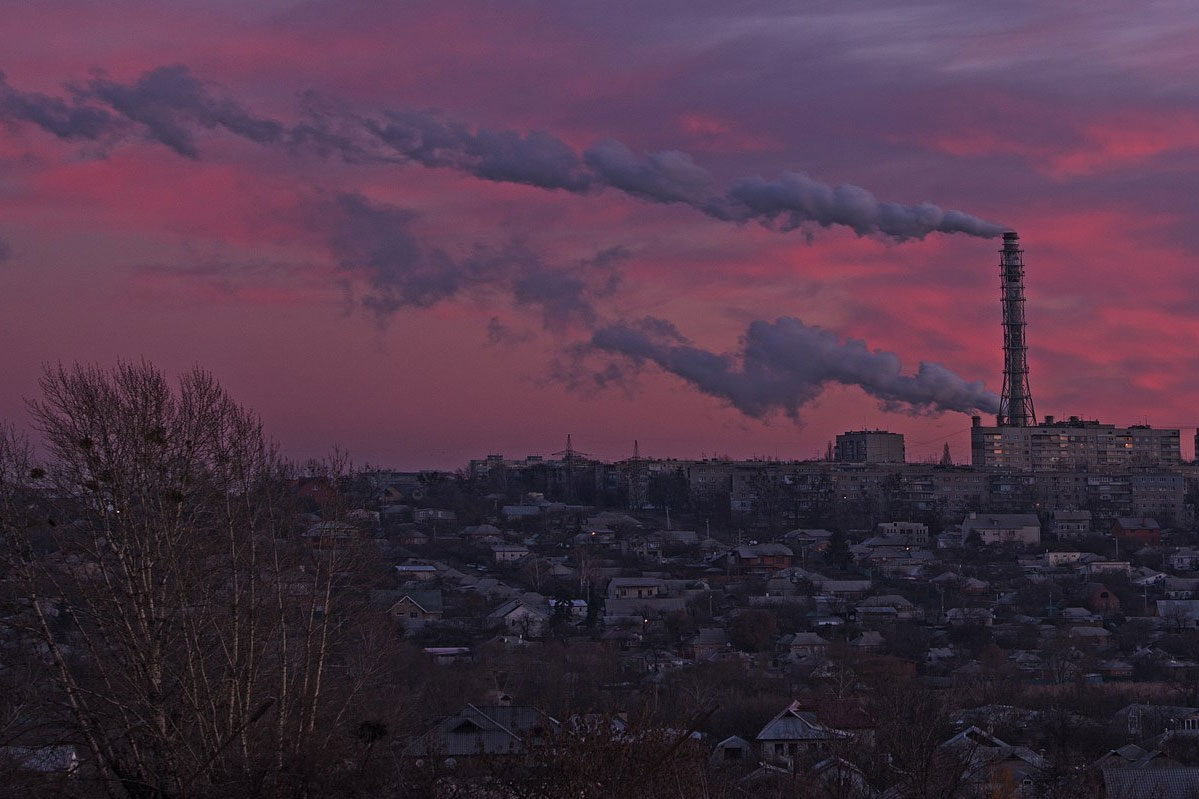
[0,363,375,798]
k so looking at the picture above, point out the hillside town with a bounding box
[11,399,1199,796]
[274,429,1199,796]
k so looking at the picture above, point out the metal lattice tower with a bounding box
[998,231,1036,427]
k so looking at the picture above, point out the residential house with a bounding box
[395,563,438,581]
[1168,548,1199,572]
[1113,517,1162,546]
[711,736,754,766]
[386,590,444,629]
[876,521,929,546]
[1049,509,1093,539]
[403,704,560,759]
[491,543,529,563]
[941,726,1045,796]
[755,701,849,765]
[945,607,994,627]
[688,628,729,661]
[961,512,1041,546]
[1156,600,1199,630]
[782,632,830,660]
[1045,551,1086,568]
[414,508,457,525]
[813,576,873,600]
[1165,577,1199,599]
[1069,626,1113,647]
[1078,582,1121,615]
[1080,560,1131,578]
[608,577,665,600]
[857,594,917,622]
[851,630,885,652]
[487,599,549,637]
[728,543,794,574]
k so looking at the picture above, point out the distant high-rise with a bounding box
[998,231,1036,427]
[834,430,905,464]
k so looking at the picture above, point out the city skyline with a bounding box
[3,2,1199,468]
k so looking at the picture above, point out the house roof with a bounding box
[858,595,911,607]
[486,599,547,622]
[692,628,728,647]
[609,577,665,588]
[755,701,839,742]
[852,631,885,648]
[1116,517,1161,530]
[1103,768,1199,799]
[403,704,560,757]
[963,513,1040,528]
[393,590,444,614]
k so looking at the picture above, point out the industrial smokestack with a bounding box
[998,231,1036,427]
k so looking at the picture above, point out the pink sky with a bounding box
[3,1,1199,468]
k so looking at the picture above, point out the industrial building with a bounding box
[834,430,905,464]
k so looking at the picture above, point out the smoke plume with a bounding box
[590,316,1000,417]
[0,65,1006,241]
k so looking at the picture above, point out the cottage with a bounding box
[755,701,848,765]
[728,543,794,574]
[961,512,1041,546]
[1049,510,1092,539]
[1168,548,1199,572]
[404,704,559,758]
[491,543,530,563]
[711,736,754,765]
[941,726,1046,795]
[608,577,666,600]
[395,563,438,581]
[1078,583,1121,615]
[487,599,549,637]
[689,628,729,661]
[876,521,929,546]
[1113,517,1162,546]
[945,607,994,627]
[784,632,831,660]
[387,590,444,628]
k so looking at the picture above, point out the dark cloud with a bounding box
[323,192,617,327]
[591,316,1000,417]
[486,317,533,346]
[0,71,119,140]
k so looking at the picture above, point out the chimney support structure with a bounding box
[998,231,1036,427]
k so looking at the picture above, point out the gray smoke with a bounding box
[364,110,590,191]
[721,173,1007,239]
[84,66,283,159]
[582,140,715,204]
[0,65,1006,241]
[324,192,619,327]
[591,316,1000,417]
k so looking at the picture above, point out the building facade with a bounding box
[970,416,1180,471]
[834,431,905,464]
